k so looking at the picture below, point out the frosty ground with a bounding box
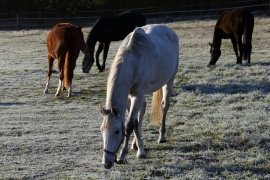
[0,17,269,179]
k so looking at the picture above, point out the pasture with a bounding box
[0,17,270,179]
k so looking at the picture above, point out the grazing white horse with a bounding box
[99,24,179,169]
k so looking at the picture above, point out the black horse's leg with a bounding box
[236,35,243,64]
[247,45,252,63]
[96,42,104,72]
[231,37,241,64]
[246,43,252,63]
[101,42,111,72]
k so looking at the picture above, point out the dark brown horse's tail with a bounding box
[63,28,75,88]
[150,88,163,125]
[242,10,254,60]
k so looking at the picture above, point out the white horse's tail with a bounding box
[150,88,163,125]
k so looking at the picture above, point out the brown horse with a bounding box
[44,23,86,97]
[208,8,254,66]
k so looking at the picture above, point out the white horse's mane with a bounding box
[106,28,147,109]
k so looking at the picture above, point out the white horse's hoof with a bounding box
[137,153,147,159]
[130,143,138,150]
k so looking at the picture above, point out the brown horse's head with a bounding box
[208,42,221,66]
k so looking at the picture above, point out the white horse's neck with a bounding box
[105,55,134,115]
[105,28,148,115]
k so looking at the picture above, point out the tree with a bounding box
[36,0,106,15]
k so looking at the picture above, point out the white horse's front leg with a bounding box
[131,98,147,158]
[118,94,145,163]
[55,79,62,97]
[134,120,146,158]
[117,131,130,164]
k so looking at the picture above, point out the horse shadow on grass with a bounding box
[144,138,270,178]
[180,80,270,95]
[0,102,26,106]
[223,61,270,68]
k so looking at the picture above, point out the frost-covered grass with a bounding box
[0,17,269,179]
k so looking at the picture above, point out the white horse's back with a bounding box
[112,24,179,95]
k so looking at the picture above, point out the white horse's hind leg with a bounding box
[158,83,173,143]
[55,79,62,97]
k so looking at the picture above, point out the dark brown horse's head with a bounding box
[208,42,221,66]
[82,47,94,73]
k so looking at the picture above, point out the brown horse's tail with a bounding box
[150,88,163,125]
[63,29,75,88]
[63,51,70,88]
[242,10,254,60]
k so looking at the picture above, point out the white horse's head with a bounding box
[99,105,125,169]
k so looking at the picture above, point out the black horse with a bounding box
[82,10,146,73]
[208,8,254,66]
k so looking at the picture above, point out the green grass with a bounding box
[0,17,270,179]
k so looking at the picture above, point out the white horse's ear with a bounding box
[99,105,107,116]
[111,106,118,116]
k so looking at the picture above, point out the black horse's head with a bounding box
[208,42,221,66]
[82,44,95,73]
[82,47,94,73]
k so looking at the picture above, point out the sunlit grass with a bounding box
[0,17,270,179]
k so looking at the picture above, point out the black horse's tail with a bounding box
[242,10,254,61]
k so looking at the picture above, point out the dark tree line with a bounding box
[0,0,105,15]
[0,0,268,15]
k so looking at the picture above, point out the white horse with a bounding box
[99,24,179,169]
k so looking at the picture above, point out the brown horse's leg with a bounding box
[96,43,104,72]
[247,47,251,63]
[246,44,252,63]
[65,60,74,98]
[231,38,240,64]
[55,57,65,97]
[236,36,243,64]
[44,55,54,94]
[101,42,111,72]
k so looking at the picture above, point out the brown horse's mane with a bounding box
[56,23,77,28]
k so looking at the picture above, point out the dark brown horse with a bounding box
[208,8,254,66]
[82,10,146,73]
[44,23,86,97]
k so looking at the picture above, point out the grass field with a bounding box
[0,16,269,179]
